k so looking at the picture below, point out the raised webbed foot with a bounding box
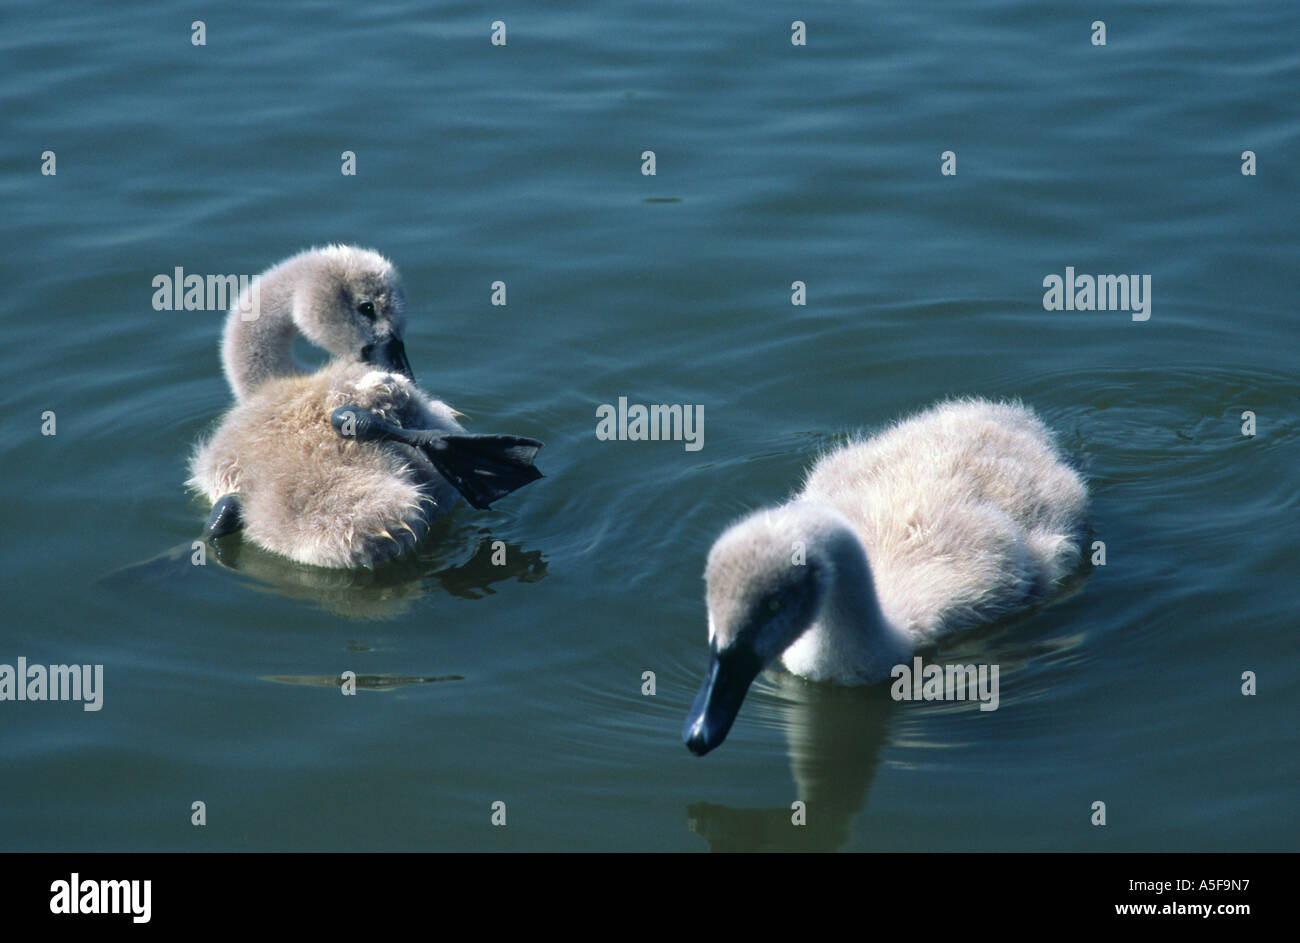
[331,406,544,510]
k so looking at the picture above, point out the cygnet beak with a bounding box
[683,644,764,756]
[363,336,414,380]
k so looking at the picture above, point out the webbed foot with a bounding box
[331,406,544,510]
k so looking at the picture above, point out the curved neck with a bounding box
[220,266,300,401]
[785,516,913,683]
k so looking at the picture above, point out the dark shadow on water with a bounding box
[97,520,547,620]
[687,678,897,852]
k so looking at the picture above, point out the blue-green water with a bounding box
[1,1,1296,851]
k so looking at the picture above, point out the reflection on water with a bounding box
[685,594,1094,851]
[99,525,547,620]
[262,673,463,690]
[689,678,896,852]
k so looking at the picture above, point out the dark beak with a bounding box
[682,646,764,756]
[362,336,414,380]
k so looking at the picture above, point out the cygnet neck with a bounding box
[783,505,913,683]
[220,256,315,401]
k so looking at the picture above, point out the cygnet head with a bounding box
[684,502,853,756]
[224,245,415,400]
[288,245,412,379]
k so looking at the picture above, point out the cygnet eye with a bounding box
[767,596,783,614]
[357,301,376,319]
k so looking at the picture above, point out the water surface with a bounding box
[1,0,1296,851]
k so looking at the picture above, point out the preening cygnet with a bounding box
[188,246,542,569]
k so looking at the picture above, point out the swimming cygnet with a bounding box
[683,398,1087,755]
[188,245,543,568]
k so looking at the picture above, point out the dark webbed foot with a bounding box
[203,493,244,540]
[331,406,544,510]
[420,433,544,510]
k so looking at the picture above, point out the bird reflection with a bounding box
[687,676,896,852]
[100,521,546,620]
[684,610,1090,851]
